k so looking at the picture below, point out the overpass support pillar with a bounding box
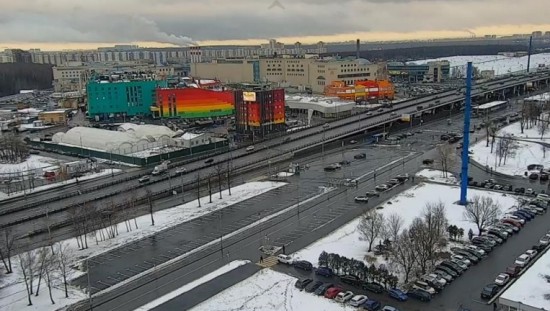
[460,62,473,205]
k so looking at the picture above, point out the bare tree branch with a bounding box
[463,195,501,236]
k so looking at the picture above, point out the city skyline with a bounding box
[1,0,549,51]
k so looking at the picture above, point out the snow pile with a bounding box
[416,169,458,185]
[0,169,123,201]
[409,53,550,76]
[470,121,550,176]
[190,269,357,311]
[0,181,286,311]
[135,260,250,311]
[292,183,517,267]
[525,92,550,102]
[0,155,59,175]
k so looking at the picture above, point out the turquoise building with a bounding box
[87,80,167,119]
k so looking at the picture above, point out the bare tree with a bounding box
[0,133,29,163]
[409,201,448,273]
[436,144,455,178]
[18,252,34,306]
[196,173,201,207]
[495,134,518,166]
[538,114,549,139]
[357,210,385,252]
[208,175,212,203]
[463,195,501,236]
[43,253,55,305]
[389,229,417,283]
[145,188,155,226]
[542,145,548,159]
[0,228,16,273]
[35,247,50,296]
[56,241,73,298]
[382,213,404,243]
[226,161,232,196]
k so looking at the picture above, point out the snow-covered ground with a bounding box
[190,268,356,311]
[470,121,550,176]
[128,146,185,158]
[292,183,517,270]
[0,155,60,175]
[525,92,550,102]
[416,169,458,185]
[0,169,123,201]
[0,181,286,311]
[135,260,250,311]
[409,53,550,76]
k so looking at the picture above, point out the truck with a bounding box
[152,161,169,175]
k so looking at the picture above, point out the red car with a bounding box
[502,218,523,228]
[506,265,522,277]
[324,287,343,299]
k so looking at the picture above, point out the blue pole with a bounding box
[460,62,473,205]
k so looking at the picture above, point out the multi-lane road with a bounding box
[3,72,549,237]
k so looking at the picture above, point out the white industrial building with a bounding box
[51,123,220,156]
[285,95,355,120]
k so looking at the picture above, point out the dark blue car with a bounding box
[315,267,333,277]
[362,299,382,311]
[388,288,408,301]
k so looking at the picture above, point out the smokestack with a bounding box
[356,39,360,59]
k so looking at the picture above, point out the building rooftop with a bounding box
[500,250,550,309]
[475,101,507,110]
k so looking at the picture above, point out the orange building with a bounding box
[324,80,394,101]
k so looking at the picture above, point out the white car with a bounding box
[412,281,436,295]
[525,249,538,259]
[540,235,550,246]
[514,254,530,267]
[276,254,294,264]
[246,146,255,151]
[375,184,389,191]
[349,295,368,307]
[335,291,354,303]
[465,245,486,256]
[175,167,187,175]
[354,196,369,203]
[526,188,534,195]
[536,193,550,202]
[495,273,510,286]
[451,255,471,266]
[424,273,447,287]
[450,258,469,270]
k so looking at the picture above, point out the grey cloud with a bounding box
[0,0,548,45]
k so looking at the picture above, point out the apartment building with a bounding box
[191,57,387,93]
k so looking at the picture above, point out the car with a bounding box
[540,235,550,246]
[375,184,389,191]
[277,254,294,264]
[482,233,503,244]
[480,283,500,299]
[387,288,408,301]
[472,236,497,248]
[526,188,535,195]
[433,269,453,282]
[514,254,530,267]
[175,167,187,175]
[355,196,369,203]
[512,211,532,221]
[382,307,400,311]
[465,245,486,257]
[451,254,472,266]
[315,266,334,277]
[412,281,436,295]
[354,153,367,159]
[502,218,523,228]
[138,175,150,183]
[517,209,536,219]
[450,258,470,270]
[421,274,446,291]
[395,174,409,182]
[349,295,369,307]
[314,283,334,295]
[505,184,513,191]
[505,265,522,278]
[294,260,313,271]
[493,184,504,191]
[407,289,432,302]
[495,273,511,286]
[440,260,465,274]
[323,123,330,128]
[246,145,255,152]
[295,278,313,290]
[498,223,519,233]
[304,280,323,293]
[504,215,526,225]
[422,159,434,165]
[29,150,40,155]
[525,249,539,260]
[349,140,358,144]
[435,266,458,278]
[387,179,400,186]
[335,290,354,303]
[362,299,382,311]
[340,275,362,286]
[363,282,384,294]
[204,158,214,164]
[325,287,344,299]
[487,228,508,240]
[366,191,380,198]
[470,241,493,253]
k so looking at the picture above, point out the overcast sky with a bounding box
[2,0,549,50]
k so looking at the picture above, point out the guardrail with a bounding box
[5,74,548,226]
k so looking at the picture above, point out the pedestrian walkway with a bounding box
[256,256,278,268]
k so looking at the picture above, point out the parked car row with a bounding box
[478,202,550,300]
[356,174,409,203]
[467,178,541,196]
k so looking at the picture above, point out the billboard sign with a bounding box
[243,91,256,102]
